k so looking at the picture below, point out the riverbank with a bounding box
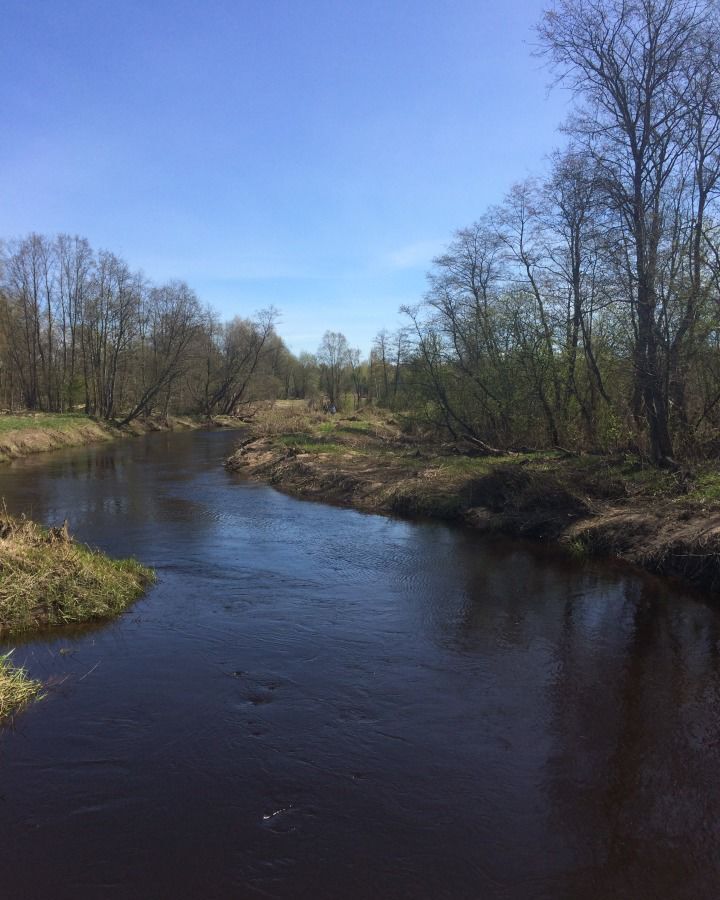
[0,412,236,464]
[226,405,720,593]
[0,513,154,720]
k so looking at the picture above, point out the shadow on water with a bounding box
[0,428,719,899]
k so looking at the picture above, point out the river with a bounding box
[0,429,718,899]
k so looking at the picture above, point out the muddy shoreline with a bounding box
[227,427,720,594]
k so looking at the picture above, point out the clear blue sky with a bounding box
[1,0,568,354]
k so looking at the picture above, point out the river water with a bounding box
[0,429,718,899]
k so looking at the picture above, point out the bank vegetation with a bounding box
[0,411,224,464]
[228,404,720,593]
[0,651,42,722]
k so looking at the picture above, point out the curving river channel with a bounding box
[0,429,719,899]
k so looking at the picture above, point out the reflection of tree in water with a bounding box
[544,577,720,899]
[436,536,591,654]
[0,432,224,551]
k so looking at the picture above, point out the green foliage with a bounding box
[566,538,590,559]
[689,471,720,502]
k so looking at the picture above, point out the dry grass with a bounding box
[0,650,43,722]
[568,506,720,590]
[251,402,328,436]
[0,514,154,636]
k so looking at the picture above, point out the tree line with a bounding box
[0,233,374,424]
[421,0,720,464]
[317,0,720,465]
[0,233,290,422]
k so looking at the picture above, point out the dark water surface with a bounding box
[1,430,719,899]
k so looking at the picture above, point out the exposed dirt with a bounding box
[227,415,720,594]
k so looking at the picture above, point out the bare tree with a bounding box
[198,307,279,416]
[539,0,717,463]
[82,251,139,419]
[317,330,350,407]
[119,281,203,425]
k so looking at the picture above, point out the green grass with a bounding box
[337,420,372,432]
[274,435,347,454]
[0,515,154,636]
[688,470,720,502]
[317,419,373,436]
[0,413,92,434]
[0,650,43,721]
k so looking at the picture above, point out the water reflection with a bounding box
[0,429,718,899]
[543,581,720,898]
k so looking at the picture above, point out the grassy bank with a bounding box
[226,403,720,593]
[0,412,235,464]
[0,413,114,462]
[0,514,154,721]
[0,514,153,635]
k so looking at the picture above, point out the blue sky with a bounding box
[1,0,569,354]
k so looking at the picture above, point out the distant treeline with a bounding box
[0,233,291,423]
[3,0,720,464]
[0,231,370,425]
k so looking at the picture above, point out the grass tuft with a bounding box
[0,513,154,636]
[0,650,43,721]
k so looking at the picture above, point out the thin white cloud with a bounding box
[385,239,444,270]
[133,252,315,283]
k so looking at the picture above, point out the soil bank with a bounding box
[226,407,720,594]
